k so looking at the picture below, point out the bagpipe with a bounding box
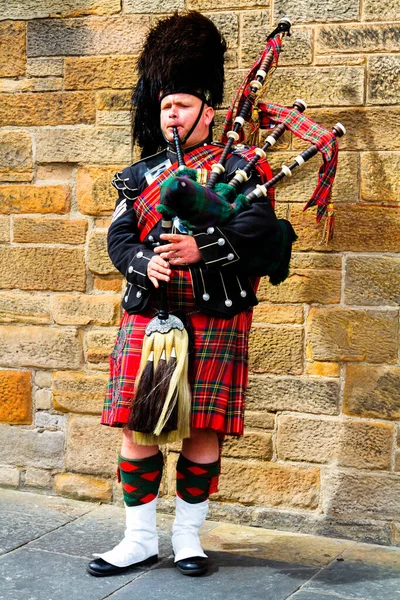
[157,17,346,246]
[129,17,346,445]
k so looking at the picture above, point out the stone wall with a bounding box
[0,1,399,546]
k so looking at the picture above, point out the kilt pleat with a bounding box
[101,267,252,437]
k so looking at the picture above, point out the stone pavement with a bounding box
[0,489,399,600]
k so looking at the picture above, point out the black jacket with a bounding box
[107,141,290,319]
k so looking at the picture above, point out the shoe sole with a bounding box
[175,564,208,577]
[86,555,158,577]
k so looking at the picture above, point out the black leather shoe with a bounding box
[86,555,158,577]
[175,556,208,576]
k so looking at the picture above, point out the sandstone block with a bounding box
[345,256,400,306]
[96,90,131,111]
[363,0,399,21]
[27,16,150,57]
[396,452,400,473]
[277,415,393,470]
[54,472,112,502]
[0,370,32,424]
[53,372,108,415]
[317,23,400,54]
[97,111,130,126]
[0,247,86,292]
[13,218,88,245]
[35,389,53,410]
[290,203,400,253]
[35,412,67,430]
[306,307,399,363]
[0,92,95,127]
[125,0,184,12]
[314,54,365,66]
[0,130,33,182]
[249,325,303,375]
[204,12,239,50]
[265,66,364,107]
[291,253,342,270]
[0,22,25,77]
[0,292,50,325]
[0,425,65,469]
[1,0,121,19]
[257,269,341,304]
[241,11,269,67]
[88,230,118,275]
[188,0,266,8]
[35,126,131,164]
[94,277,123,292]
[344,365,400,421]
[0,466,20,488]
[0,77,62,94]
[214,458,319,509]
[52,294,120,326]
[35,371,52,388]
[244,411,275,430]
[0,326,82,370]
[246,374,339,415]
[279,28,313,66]
[268,151,359,204]
[368,55,400,105]
[252,304,304,325]
[65,56,137,91]
[95,218,112,229]
[0,184,70,214]
[361,152,400,203]
[0,217,10,242]
[24,468,51,489]
[321,470,400,520]
[222,432,273,461]
[66,414,121,475]
[296,107,400,151]
[274,0,358,22]
[306,361,340,378]
[86,329,118,364]
[36,164,74,182]
[76,166,120,215]
[26,57,63,77]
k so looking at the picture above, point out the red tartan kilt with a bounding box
[101,267,253,437]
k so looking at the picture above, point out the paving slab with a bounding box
[28,504,175,560]
[109,553,318,600]
[300,543,400,600]
[0,489,93,554]
[0,548,143,600]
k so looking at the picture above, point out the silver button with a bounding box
[136,251,143,258]
[227,253,234,260]
[124,295,129,302]
[207,227,214,234]
[217,238,225,246]
[240,290,247,298]
[128,266,134,273]
[202,293,210,301]
[225,299,232,307]
[136,291,142,298]
[148,235,154,242]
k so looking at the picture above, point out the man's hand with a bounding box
[147,255,171,289]
[154,233,201,266]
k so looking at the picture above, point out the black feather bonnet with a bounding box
[132,11,227,157]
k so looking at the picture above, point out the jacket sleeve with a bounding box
[107,168,156,307]
[193,158,282,275]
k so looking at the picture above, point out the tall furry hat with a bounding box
[132,11,227,157]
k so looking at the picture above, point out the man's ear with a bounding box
[204,106,215,127]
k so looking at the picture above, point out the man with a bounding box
[87,11,293,579]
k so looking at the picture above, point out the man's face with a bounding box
[160,93,214,148]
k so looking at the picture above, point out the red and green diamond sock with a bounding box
[176,453,220,504]
[117,450,163,507]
